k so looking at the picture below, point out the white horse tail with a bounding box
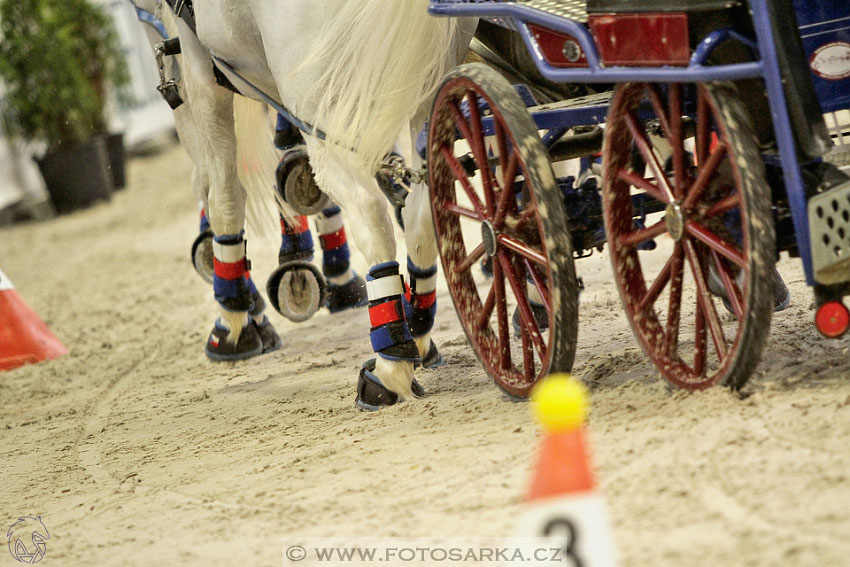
[232,96,292,243]
[303,0,463,171]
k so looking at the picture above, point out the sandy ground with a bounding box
[2,141,850,567]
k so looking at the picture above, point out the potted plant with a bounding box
[0,0,129,214]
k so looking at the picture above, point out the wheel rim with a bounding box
[429,73,570,397]
[603,83,763,390]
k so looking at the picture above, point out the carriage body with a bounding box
[427,0,850,393]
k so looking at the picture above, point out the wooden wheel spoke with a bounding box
[493,152,519,229]
[442,202,482,221]
[624,110,675,201]
[499,252,546,357]
[706,193,741,217]
[683,240,728,360]
[682,142,728,211]
[617,168,670,205]
[668,84,687,201]
[521,320,536,382]
[685,222,746,268]
[665,244,685,358]
[477,279,497,331]
[514,205,537,231]
[711,250,744,320]
[694,300,707,376]
[524,260,551,313]
[619,219,667,248]
[493,118,510,186]
[448,100,475,152]
[637,253,673,313]
[647,84,674,141]
[497,234,547,266]
[441,146,486,217]
[457,242,487,274]
[491,253,512,370]
[696,90,711,166]
[465,92,496,213]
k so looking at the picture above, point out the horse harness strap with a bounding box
[159,0,239,94]
[152,0,418,188]
[165,0,196,34]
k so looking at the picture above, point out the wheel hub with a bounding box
[665,202,686,241]
[481,220,498,257]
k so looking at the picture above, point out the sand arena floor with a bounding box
[2,141,850,566]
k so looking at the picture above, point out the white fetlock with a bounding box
[374,357,415,401]
[415,335,431,361]
[220,309,249,344]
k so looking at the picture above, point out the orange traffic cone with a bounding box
[515,373,619,566]
[0,267,68,371]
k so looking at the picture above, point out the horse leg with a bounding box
[400,126,444,369]
[180,46,273,360]
[315,204,368,313]
[305,140,420,409]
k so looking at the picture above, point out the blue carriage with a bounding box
[425,0,850,395]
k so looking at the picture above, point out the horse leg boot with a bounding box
[266,214,326,322]
[314,205,367,313]
[205,232,264,361]
[356,261,425,411]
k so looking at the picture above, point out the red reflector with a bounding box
[588,13,690,66]
[815,301,850,338]
[528,24,589,68]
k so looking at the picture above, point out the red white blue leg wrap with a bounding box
[213,232,254,312]
[315,205,353,283]
[279,215,314,263]
[367,262,419,362]
[407,258,437,338]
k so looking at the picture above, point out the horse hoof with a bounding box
[355,358,424,412]
[266,261,327,322]
[326,274,368,313]
[205,318,263,362]
[253,315,282,353]
[416,339,445,369]
[276,146,330,215]
[191,229,215,284]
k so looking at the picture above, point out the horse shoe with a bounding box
[266,260,327,323]
[275,147,330,216]
[190,228,215,284]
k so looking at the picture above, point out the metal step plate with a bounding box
[809,178,850,284]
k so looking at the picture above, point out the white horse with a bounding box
[136,0,475,408]
[132,0,381,354]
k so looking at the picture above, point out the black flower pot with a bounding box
[36,136,113,215]
[106,131,127,189]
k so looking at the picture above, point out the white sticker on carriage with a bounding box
[810,42,850,80]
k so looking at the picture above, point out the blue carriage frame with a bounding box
[429,0,849,288]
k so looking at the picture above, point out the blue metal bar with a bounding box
[541,127,569,148]
[430,3,765,83]
[749,0,814,283]
[692,28,759,65]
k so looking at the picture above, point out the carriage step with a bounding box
[808,177,850,285]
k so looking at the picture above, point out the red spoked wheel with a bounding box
[428,63,579,398]
[603,82,774,390]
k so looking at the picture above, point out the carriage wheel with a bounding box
[428,63,579,398]
[603,82,774,390]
